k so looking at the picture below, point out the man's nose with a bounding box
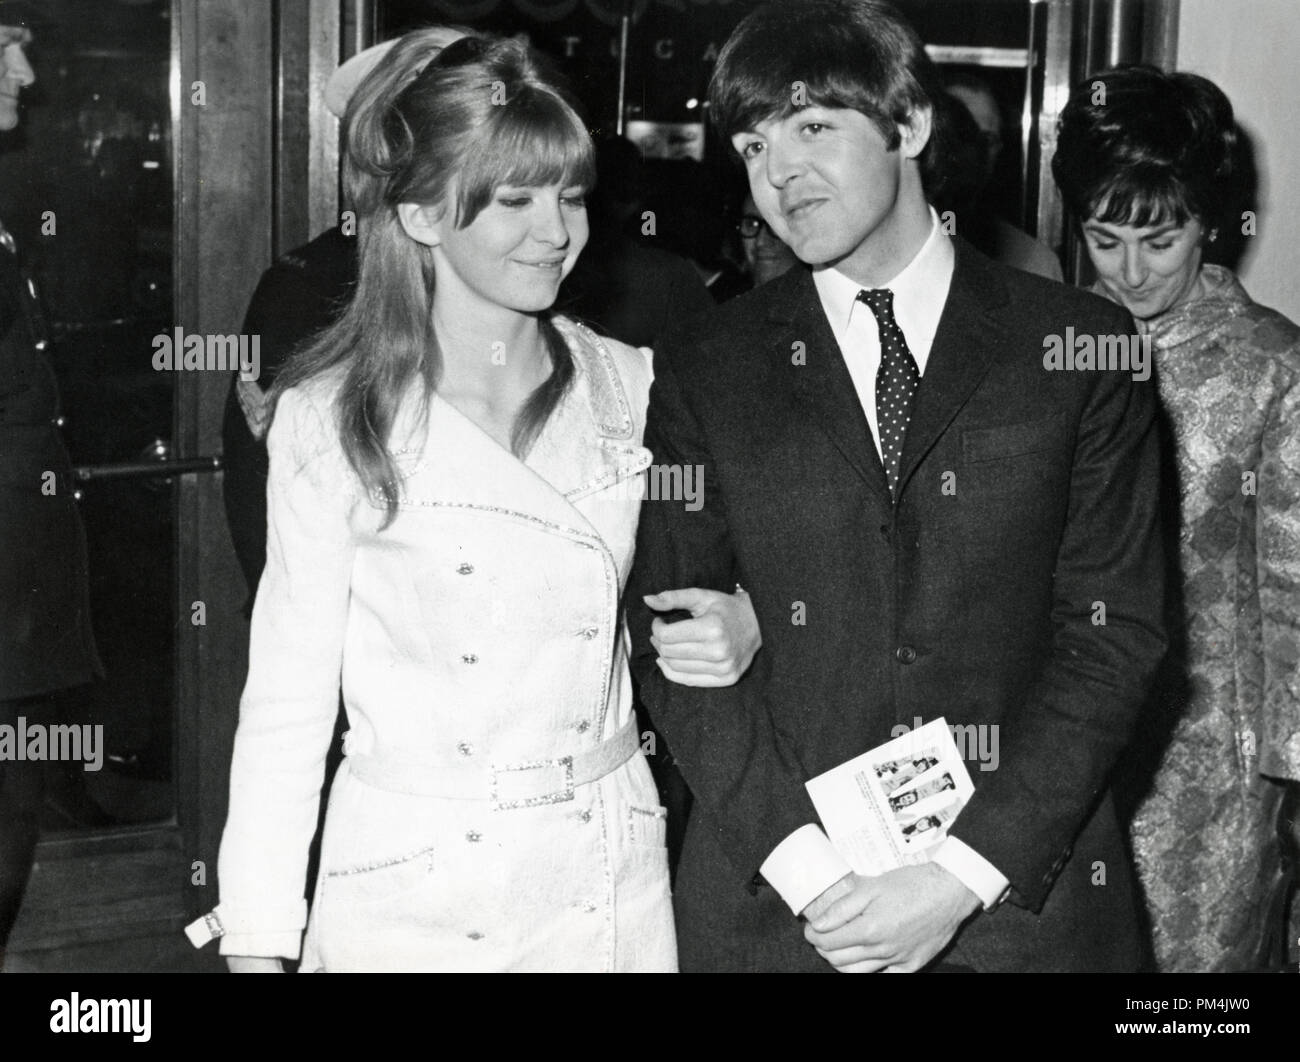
[763,138,803,188]
[3,44,35,88]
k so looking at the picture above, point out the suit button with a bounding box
[462,654,478,664]
[456,563,474,575]
[457,742,474,757]
[579,626,599,640]
[879,524,890,540]
[575,720,591,733]
[52,415,65,428]
[466,830,482,843]
[467,931,484,941]
[895,645,917,664]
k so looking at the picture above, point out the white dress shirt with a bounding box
[759,211,1011,917]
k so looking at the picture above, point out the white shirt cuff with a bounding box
[930,836,1010,911]
[759,824,854,915]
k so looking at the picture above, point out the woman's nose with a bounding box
[1122,246,1146,288]
[532,202,570,246]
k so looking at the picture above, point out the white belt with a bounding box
[345,719,639,809]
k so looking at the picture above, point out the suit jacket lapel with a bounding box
[775,269,891,500]
[897,240,1007,496]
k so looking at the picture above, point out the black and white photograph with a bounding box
[0,0,1297,1039]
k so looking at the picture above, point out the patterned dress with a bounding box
[1118,265,1300,971]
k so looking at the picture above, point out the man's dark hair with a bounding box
[707,0,947,187]
[1053,64,1236,229]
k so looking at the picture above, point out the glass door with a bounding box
[3,0,222,970]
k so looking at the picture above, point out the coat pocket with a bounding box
[321,844,437,908]
[626,805,669,849]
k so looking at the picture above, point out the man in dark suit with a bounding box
[0,1,104,966]
[628,0,1167,972]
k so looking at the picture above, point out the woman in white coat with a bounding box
[192,31,760,972]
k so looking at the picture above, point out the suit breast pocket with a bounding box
[960,415,1072,498]
[962,414,1071,464]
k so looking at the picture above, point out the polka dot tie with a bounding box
[859,288,919,498]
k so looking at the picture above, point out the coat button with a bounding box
[457,742,474,757]
[580,626,599,640]
[466,830,482,843]
[456,563,474,575]
[895,645,917,664]
[462,654,478,664]
[52,415,66,428]
[581,900,598,914]
[579,809,592,823]
[467,931,484,941]
[575,720,591,733]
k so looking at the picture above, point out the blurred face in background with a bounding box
[0,25,34,132]
[738,193,800,287]
[947,82,1002,183]
[1081,211,1205,323]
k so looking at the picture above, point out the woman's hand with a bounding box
[643,586,761,687]
[226,955,285,973]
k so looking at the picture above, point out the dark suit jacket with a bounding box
[221,227,357,610]
[627,239,1167,972]
[0,231,101,698]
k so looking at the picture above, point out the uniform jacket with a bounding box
[215,317,675,971]
[0,223,100,698]
[628,239,1168,972]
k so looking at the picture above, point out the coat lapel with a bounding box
[384,318,645,541]
[896,240,1006,496]
[774,269,891,500]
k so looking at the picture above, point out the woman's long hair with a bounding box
[272,31,596,527]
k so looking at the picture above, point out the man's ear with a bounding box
[396,202,446,247]
[898,104,933,160]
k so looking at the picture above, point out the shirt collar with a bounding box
[812,208,955,344]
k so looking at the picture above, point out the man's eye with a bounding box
[561,194,587,208]
[1148,241,1174,251]
[498,197,530,208]
[739,141,763,159]
[802,123,825,135]
[1091,239,1118,251]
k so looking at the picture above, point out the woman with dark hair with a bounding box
[1054,64,1300,972]
[191,29,761,973]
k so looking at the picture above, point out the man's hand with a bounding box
[644,587,761,687]
[226,955,285,973]
[236,377,272,440]
[802,863,981,973]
